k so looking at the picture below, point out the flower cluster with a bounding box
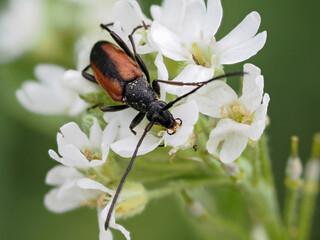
[16,0,269,239]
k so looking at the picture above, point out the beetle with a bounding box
[82,22,243,230]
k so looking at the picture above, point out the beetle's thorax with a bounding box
[123,77,158,112]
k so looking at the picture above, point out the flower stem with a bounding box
[239,182,287,240]
[259,134,275,188]
[147,177,231,200]
[180,190,251,240]
[297,134,320,240]
[283,136,302,239]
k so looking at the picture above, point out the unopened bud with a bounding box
[305,159,320,182]
[115,182,148,219]
[290,136,299,158]
[251,224,268,240]
[187,201,206,219]
[225,163,240,177]
[305,133,320,182]
[286,156,303,181]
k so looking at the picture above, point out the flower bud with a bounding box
[187,201,206,219]
[286,136,303,181]
[115,182,148,219]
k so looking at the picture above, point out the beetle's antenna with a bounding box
[105,120,155,230]
[163,71,245,110]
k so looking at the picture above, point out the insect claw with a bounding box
[166,128,176,135]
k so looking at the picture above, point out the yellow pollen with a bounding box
[82,148,102,162]
[192,42,204,66]
[97,193,107,208]
[221,101,254,125]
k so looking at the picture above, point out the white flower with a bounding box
[0,0,116,63]
[49,119,117,169]
[44,165,112,213]
[45,167,130,240]
[78,179,147,240]
[110,100,199,158]
[112,0,154,54]
[149,0,266,70]
[16,39,99,116]
[0,0,44,63]
[78,179,132,240]
[205,64,270,163]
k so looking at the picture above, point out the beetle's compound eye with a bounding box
[158,101,166,108]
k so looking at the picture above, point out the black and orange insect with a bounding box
[82,22,243,230]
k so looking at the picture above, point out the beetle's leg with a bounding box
[128,25,150,84]
[152,80,161,97]
[82,65,98,84]
[129,112,146,135]
[100,23,135,60]
[100,105,129,112]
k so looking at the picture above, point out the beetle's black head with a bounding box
[147,100,181,134]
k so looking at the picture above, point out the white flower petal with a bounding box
[48,149,64,165]
[218,31,267,65]
[45,165,83,186]
[77,178,114,196]
[60,122,90,149]
[163,101,199,147]
[215,11,262,54]
[249,93,270,141]
[102,119,119,145]
[98,209,114,240]
[0,0,43,63]
[165,65,214,96]
[154,53,168,101]
[204,0,223,38]
[16,81,72,115]
[180,0,207,44]
[149,21,191,61]
[171,100,199,126]
[75,38,94,71]
[89,118,103,149]
[111,134,162,158]
[34,64,65,84]
[220,133,248,163]
[150,0,185,32]
[61,70,98,95]
[239,63,264,111]
[113,0,146,34]
[207,119,250,163]
[192,80,237,117]
[59,144,92,168]
[101,200,131,240]
[44,188,81,213]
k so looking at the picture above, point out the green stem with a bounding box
[179,190,251,240]
[147,177,231,200]
[297,181,318,240]
[284,185,301,239]
[240,182,287,240]
[297,162,320,240]
[259,134,275,188]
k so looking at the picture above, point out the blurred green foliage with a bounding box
[0,0,319,239]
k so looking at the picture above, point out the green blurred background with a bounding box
[0,0,319,239]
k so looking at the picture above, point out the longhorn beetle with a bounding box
[82,22,244,230]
